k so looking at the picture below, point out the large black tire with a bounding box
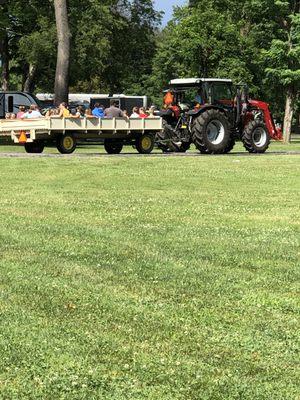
[57,134,77,154]
[155,130,170,152]
[192,109,231,154]
[24,141,45,154]
[176,141,190,153]
[155,122,190,153]
[136,134,155,154]
[242,120,270,153]
[223,135,236,154]
[104,139,123,154]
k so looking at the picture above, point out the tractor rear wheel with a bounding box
[136,134,155,154]
[57,134,77,154]
[192,109,231,154]
[242,121,270,153]
[155,130,170,152]
[104,139,123,154]
[223,135,236,154]
[24,141,45,154]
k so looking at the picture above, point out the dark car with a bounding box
[0,91,42,118]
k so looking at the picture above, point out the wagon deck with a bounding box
[0,117,163,154]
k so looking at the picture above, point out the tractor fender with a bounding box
[189,105,228,119]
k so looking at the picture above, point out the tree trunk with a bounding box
[283,88,294,143]
[23,63,37,93]
[0,32,9,91]
[54,0,71,106]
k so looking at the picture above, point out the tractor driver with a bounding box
[159,90,181,125]
[194,88,205,107]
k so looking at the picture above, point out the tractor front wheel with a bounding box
[192,109,231,154]
[242,121,270,153]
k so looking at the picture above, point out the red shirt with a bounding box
[139,113,148,118]
[170,105,180,119]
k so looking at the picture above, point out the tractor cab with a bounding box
[167,78,234,112]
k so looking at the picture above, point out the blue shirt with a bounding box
[92,107,104,118]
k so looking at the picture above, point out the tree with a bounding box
[0,32,9,90]
[68,0,118,93]
[54,0,71,105]
[149,2,256,101]
[1,0,56,92]
[68,0,161,94]
[263,4,300,143]
[0,1,10,90]
[149,0,300,131]
[103,0,162,94]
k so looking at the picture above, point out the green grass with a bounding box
[0,149,299,399]
[0,136,300,154]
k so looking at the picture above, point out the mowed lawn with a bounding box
[0,152,299,399]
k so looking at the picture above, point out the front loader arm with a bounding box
[248,100,283,140]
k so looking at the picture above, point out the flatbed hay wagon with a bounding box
[0,117,163,154]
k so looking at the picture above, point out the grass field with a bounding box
[0,146,299,399]
[0,137,300,154]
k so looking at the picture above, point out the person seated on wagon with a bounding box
[92,103,104,118]
[17,106,26,119]
[104,100,124,118]
[139,107,148,118]
[85,108,94,118]
[147,105,157,117]
[45,108,61,118]
[130,106,140,118]
[74,106,85,118]
[23,104,43,119]
[58,102,70,118]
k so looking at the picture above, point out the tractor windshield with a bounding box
[173,86,207,110]
[210,82,233,107]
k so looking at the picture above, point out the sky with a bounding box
[154,0,187,26]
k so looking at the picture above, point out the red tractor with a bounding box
[156,78,282,153]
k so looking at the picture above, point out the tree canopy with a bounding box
[0,0,299,138]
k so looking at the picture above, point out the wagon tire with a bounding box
[136,133,155,154]
[57,134,77,154]
[24,141,45,154]
[104,139,123,154]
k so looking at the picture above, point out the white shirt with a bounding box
[23,110,43,118]
[130,112,140,118]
